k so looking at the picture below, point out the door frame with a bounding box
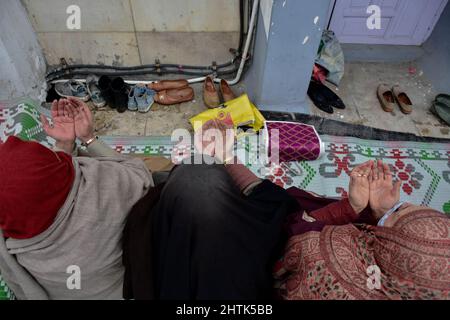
[326,0,448,45]
[326,0,338,30]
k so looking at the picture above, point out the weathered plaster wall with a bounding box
[22,0,240,66]
[0,0,46,101]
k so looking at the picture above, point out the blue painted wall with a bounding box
[244,0,331,113]
[243,9,268,109]
[420,3,450,93]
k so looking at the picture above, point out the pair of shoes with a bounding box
[54,77,107,108]
[147,79,195,105]
[128,85,155,113]
[203,76,236,108]
[377,84,413,114]
[430,94,450,125]
[98,75,129,113]
[54,80,90,102]
[307,80,345,114]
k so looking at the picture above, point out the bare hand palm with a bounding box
[369,160,401,219]
[348,161,372,214]
[66,97,95,142]
[41,100,75,143]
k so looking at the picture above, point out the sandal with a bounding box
[154,87,194,105]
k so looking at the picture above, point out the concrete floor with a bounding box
[92,82,247,136]
[309,62,450,139]
[93,62,449,139]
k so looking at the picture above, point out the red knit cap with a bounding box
[0,136,75,239]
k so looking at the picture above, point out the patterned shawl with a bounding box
[275,209,450,300]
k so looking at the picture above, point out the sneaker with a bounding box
[141,87,156,113]
[55,80,90,102]
[128,86,138,111]
[134,85,155,113]
[86,75,106,108]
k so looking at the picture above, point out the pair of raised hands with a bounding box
[348,160,402,219]
[40,98,95,153]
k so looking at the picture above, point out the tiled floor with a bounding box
[309,62,450,139]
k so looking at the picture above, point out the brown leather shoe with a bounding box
[392,85,413,114]
[147,79,189,92]
[154,86,194,105]
[377,84,395,112]
[203,76,220,108]
[220,79,236,102]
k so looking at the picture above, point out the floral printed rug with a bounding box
[1,100,449,300]
[100,135,450,214]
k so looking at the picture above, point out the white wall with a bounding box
[22,0,241,66]
[0,0,46,101]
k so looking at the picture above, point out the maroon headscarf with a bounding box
[0,136,75,239]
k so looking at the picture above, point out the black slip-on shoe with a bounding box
[98,75,115,108]
[315,81,346,109]
[111,77,129,113]
[308,81,334,114]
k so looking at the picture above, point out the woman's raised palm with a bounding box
[348,161,372,214]
[369,160,401,219]
[40,100,75,143]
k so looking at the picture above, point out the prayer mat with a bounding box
[100,135,450,215]
[1,100,449,300]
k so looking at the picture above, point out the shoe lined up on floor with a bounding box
[55,80,90,102]
[431,93,450,125]
[220,79,237,102]
[98,75,115,108]
[110,77,129,113]
[86,75,106,108]
[377,84,413,114]
[154,87,194,105]
[203,76,220,108]
[392,85,413,114]
[377,84,396,112]
[203,76,236,108]
[128,85,156,113]
[146,79,195,106]
[148,79,189,91]
[307,80,345,114]
[54,77,107,108]
[97,75,130,113]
